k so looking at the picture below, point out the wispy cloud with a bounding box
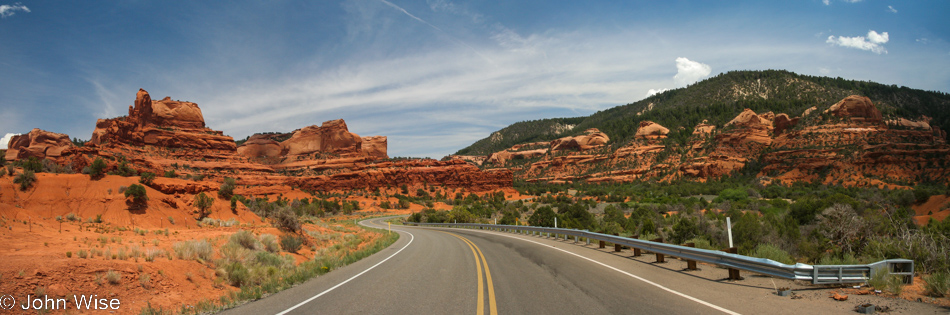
[887,5,897,13]
[0,2,29,18]
[822,0,830,5]
[826,30,889,54]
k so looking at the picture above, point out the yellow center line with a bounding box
[440,231,498,315]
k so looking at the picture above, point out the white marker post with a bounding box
[726,217,734,248]
[554,217,558,229]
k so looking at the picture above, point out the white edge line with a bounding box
[450,227,741,315]
[276,220,414,315]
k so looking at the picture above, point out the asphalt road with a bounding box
[220,218,948,315]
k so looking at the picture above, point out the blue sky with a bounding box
[2,0,949,157]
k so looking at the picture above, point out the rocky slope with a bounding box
[454,95,949,187]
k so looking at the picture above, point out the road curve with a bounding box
[221,218,945,314]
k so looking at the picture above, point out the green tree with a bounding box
[219,177,236,199]
[124,184,148,209]
[528,206,557,227]
[89,157,107,180]
[139,172,156,186]
[14,170,36,191]
[193,192,214,219]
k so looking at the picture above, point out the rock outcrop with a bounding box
[281,119,363,157]
[89,89,236,151]
[4,128,74,161]
[634,121,669,139]
[550,128,609,151]
[236,135,283,159]
[825,95,883,124]
[361,136,388,159]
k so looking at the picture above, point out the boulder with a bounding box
[634,121,669,139]
[4,128,74,161]
[826,95,883,123]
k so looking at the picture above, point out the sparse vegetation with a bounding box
[139,172,156,185]
[106,270,121,284]
[124,184,148,208]
[279,234,303,253]
[88,157,107,179]
[193,192,214,220]
[13,169,36,190]
[219,177,236,199]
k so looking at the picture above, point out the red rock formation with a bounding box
[89,89,235,151]
[550,129,609,151]
[289,159,512,191]
[361,136,388,159]
[634,121,669,139]
[4,128,74,161]
[825,95,883,124]
[281,119,362,157]
[236,135,283,159]
[773,113,799,135]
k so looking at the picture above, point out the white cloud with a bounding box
[1,133,20,149]
[826,30,889,54]
[916,38,928,44]
[822,0,830,5]
[646,88,669,97]
[819,67,831,74]
[0,2,29,18]
[887,5,897,13]
[843,0,862,2]
[673,57,712,87]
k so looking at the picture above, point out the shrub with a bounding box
[868,267,889,290]
[219,177,236,199]
[66,251,72,258]
[193,192,214,219]
[172,240,213,261]
[225,262,249,287]
[105,270,121,284]
[21,157,43,173]
[139,273,151,289]
[684,237,716,250]
[139,172,156,185]
[14,170,36,191]
[259,234,280,253]
[124,184,148,207]
[750,243,794,265]
[230,230,261,250]
[164,169,176,178]
[89,157,107,179]
[887,273,904,295]
[280,234,303,253]
[273,206,301,233]
[114,161,137,177]
[230,195,239,212]
[924,271,950,297]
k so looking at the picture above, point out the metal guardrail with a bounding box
[408,222,914,285]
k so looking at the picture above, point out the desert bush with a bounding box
[89,157,107,179]
[887,273,904,295]
[21,157,43,173]
[230,230,261,250]
[868,267,889,290]
[113,161,137,177]
[750,243,795,264]
[139,172,155,185]
[225,262,250,287]
[78,249,88,259]
[259,234,280,253]
[65,213,78,221]
[818,252,862,265]
[219,177,236,199]
[684,237,717,250]
[66,251,72,258]
[124,184,148,207]
[193,192,214,219]
[924,271,949,297]
[279,234,303,253]
[172,240,213,261]
[14,170,36,190]
[164,169,176,178]
[139,273,151,289]
[273,206,301,233]
[106,270,121,284]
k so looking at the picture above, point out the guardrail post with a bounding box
[574,235,578,244]
[652,237,665,263]
[684,243,697,270]
[632,235,641,256]
[599,240,606,249]
[724,247,741,280]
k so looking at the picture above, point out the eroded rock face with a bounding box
[236,135,283,159]
[550,131,609,151]
[826,95,883,124]
[4,128,74,161]
[361,136,388,159]
[89,89,235,151]
[635,121,669,139]
[773,114,799,135]
[281,119,362,157]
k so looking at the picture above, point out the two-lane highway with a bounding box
[222,217,945,314]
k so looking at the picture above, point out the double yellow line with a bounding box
[441,231,498,315]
